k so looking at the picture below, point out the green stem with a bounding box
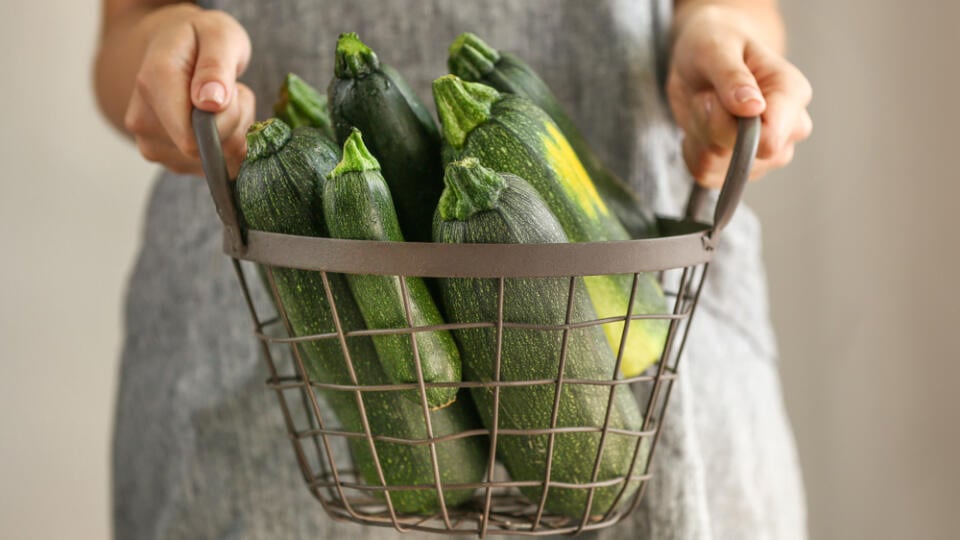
[438,158,507,221]
[273,73,332,135]
[334,32,380,79]
[432,75,500,150]
[245,118,292,162]
[447,32,501,81]
[330,128,381,177]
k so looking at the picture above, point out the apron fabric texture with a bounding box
[113,1,807,538]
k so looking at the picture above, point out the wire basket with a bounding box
[193,110,760,537]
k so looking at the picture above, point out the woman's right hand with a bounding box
[103,3,255,177]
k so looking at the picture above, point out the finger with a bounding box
[219,90,246,161]
[750,50,813,109]
[792,109,813,143]
[669,73,737,154]
[744,142,797,181]
[690,91,739,151]
[683,135,731,189]
[190,11,252,113]
[769,141,796,170]
[135,83,254,179]
[221,85,255,155]
[128,85,247,145]
[688,40,766,118]
[221,84,256,178]
[134,135,203,176]
[137,23,200,158]
[666,71,697,134]
[128,78,247,171]
[203,86,250,153]
[685,137,799,187]
[759,92,803,159]
[748,50,813,158]
[124,88,167,139]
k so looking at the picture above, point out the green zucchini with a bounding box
[434,158,648,518]
[448,32,657,238]
[273,73,335,140]
[433,76,668,377]
[236,119,486,513]
[328,33,444,242]
[324,129,461,410]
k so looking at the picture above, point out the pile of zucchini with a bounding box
[236,32,668,519]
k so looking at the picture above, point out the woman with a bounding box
[95,1,813,538]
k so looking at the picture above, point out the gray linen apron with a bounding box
[113,1,807,538]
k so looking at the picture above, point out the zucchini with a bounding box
[324,129,461,410]
[433,76,668,377]
[273,73,335,140]
[434,158,648,519]
[236,119,486,513]
[448,32,657,238]
[328,33,444,242]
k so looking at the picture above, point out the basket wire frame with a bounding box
[231,260,708,537]
[192,109,760,537]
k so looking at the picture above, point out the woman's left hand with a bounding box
[667,4,813,188]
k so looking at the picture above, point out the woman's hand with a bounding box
[668,3,812,188]
[95,2,255,177]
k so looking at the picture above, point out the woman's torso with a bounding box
[113,2,800,539]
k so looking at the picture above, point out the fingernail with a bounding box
[703,94,714,117]
[734,85,765,105]
[198,82,227,105]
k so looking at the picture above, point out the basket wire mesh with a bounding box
[193,109,760,537]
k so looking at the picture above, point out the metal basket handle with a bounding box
[685,116,761,240]
[193,108,246,254]
[191,108,760,247]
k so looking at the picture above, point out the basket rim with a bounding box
[225,217,715,277]
[195,111,761,276]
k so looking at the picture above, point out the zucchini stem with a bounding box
[438,158,507,221]
[330,128,381,176]
[432,75,499,150]
[447,32,501,80]
[273,73,333,137]
[335,32,381,78]
[245,119,292,162]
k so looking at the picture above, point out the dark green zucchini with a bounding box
[327,33,444,242]
[236,119,486,513]
[323,129,461,410]
[433,158,648,519]
[448,32,657,238]
[273,73,335,140]
[433,76,668,377]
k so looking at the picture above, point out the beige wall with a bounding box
[0,2,154,539]
[1,1,957,539]
[746,0,960,538]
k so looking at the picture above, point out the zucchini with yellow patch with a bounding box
[434,158,648,519]
[432,76,668,376]
[447,32,657,238]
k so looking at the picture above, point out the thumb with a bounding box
[189,12,252,112]
[700,44,766,118]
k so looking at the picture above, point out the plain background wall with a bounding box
[0,2,155,539]
[1,1,957,539]
[744,0,960,538]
